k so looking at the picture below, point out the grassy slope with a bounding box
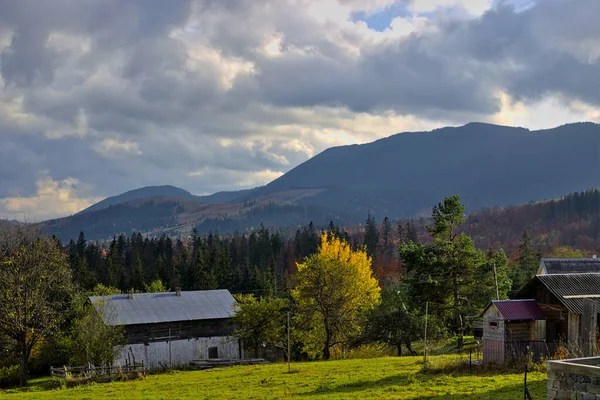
[4,355,546,400]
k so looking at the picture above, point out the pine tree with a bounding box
[130,252,145,291]
[517,230,538,279]
[363,214,379,259]
[381,217,394,262]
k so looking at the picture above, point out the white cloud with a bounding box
[93,138,142,158]
[407,0,492,15]
[0,0,598,221]
[0,176,102,221]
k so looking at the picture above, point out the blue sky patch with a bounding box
[351,2,411,32]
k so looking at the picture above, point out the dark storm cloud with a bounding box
[1,0,599,219]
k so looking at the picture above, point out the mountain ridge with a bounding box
[43,122,600,240]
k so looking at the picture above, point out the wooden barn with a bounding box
[516,273,600,351]
[480,299,546,363]
[89,289,240,370]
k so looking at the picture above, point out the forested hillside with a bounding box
[249,122,600,217]
[61,189,600,299]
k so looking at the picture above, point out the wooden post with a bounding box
[492,262,500,300]
[424,302,429,366]
[581,298,598,357]
[169,328,172,369]
[523,347,532,400]
[287,311,291,373]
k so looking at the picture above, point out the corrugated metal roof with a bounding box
[539,258,600,275]
[524,274,600,315]
[89,289,236,326]
[492,299,546,320]
[480,299,546,320]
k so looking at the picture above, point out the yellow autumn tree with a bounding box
[292,234,380,359]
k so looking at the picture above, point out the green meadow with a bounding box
[4,354,546,400]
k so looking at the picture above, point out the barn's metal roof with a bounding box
[89,289,236,326]
[480,299,546,320]
[518,274,600,315]
[539,258,600,275]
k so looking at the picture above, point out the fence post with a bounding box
[523,346,532,400]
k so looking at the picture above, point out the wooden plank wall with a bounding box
[483,340,504,363]
[506,321,532,341]
[580,299,597,356]
[123,319,236,345]
[117,336,241,370]
[568,313,580,348]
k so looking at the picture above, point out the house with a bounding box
[516,273,600,351]
[537,257,600,275]
[89,289,241,370]
[480,299,546,363]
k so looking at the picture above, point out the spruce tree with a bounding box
[381,217,394,262]
[363,214,379,259]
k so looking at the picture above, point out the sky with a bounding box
[1,0,599,221]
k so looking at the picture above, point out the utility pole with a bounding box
[287,311,291,373]
[492,261,500,300]
[423,302,429,366]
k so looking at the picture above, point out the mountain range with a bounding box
[41,122,600,241]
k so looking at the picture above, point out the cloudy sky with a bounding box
[1,0,599,221]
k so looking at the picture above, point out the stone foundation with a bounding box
[547,357,600,399]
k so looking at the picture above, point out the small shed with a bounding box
[89,289,240,370]
[480,299,546,363]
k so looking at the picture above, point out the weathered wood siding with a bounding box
[117,336,240,370]
[123,319,236,345]
[506,321,532,341]
[534,320,546,341]
[483,304,505,363]
[483,340,504,363]
[568,313,580,348]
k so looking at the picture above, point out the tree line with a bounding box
[1,191,595,386]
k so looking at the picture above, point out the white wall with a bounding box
[116,336,240,370]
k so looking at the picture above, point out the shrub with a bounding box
[0,365,20,388]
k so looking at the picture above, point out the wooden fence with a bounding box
[50,361,144,381]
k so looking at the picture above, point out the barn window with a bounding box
[489,321,498,329]
[208,347,219,359]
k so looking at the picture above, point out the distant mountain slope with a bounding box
[43,189,345,241]
[196,188,258,203]
[79,185,197,214]
[248,122,600,217]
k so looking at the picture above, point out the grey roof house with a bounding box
[89,289,241,370]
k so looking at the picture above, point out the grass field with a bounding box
[3,354,546,399]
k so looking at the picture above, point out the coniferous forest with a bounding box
[62,189,600,297]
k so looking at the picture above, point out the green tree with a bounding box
[363,214,379,259]
[0,223,74,385]
[471,247,511,305]
[129,252,145,292]
[517,230,538,278]
[358,283,428,356]
[70,299,124,367]
[381,217,394,262]
[232,294,288,358]
[144,279,169,293]
[293,234,380,359]
[190,242,217,290]
[400,195,483,350]
[549,246,589,258]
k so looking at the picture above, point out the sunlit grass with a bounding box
[3,353,546,399]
